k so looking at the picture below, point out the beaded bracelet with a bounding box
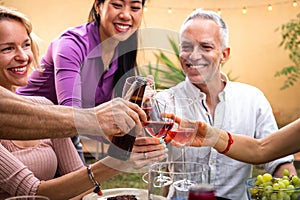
[218,132,234,154]
[86,165,102,196]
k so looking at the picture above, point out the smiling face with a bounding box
[0,19,33,90]
[179,18,230,86]
[96,0,143,42]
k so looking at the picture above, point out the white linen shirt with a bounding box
[156,75,294,200]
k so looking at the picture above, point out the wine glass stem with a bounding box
[182,147,188,183]
[182,147,186,163]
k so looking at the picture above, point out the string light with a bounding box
[143,6,148,12]
[147,1,297,15]
[292,0,298,7]
[242,6,247,14]
[267,4,273,11]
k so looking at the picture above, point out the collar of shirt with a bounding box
[183,72,231,103]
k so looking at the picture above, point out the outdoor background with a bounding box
[2,0,300,189]
[3,0,299,126]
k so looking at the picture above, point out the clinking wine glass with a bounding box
[167,97,197,192]
[142,96,175,186]
[142,97,174,138]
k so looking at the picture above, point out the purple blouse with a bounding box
[17,21,118,108]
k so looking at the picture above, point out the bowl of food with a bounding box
[246,170,300,200]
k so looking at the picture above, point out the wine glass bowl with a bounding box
[142,97,174,139]
[164,97,196,147]
[147,161,211,200]
[168,127,195,147]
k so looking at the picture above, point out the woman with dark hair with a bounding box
[17,0,147,162]
[0,4,167,199]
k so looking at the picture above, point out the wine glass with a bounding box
[167,97,196,148]
[167,97,197,192]
[142,96,175,185]
[142,97,174,139]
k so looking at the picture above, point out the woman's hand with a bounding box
[129,137,167,169]
[162,113,219,148]
[100,137,167,173]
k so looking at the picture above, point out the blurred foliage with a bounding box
[141,37,185,90]
[275,13,300,90]
[140,37,238,90]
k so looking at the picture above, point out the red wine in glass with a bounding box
[142,106,152,121]
[142,97,174,139]
[143,121,174,138]
[188,184,216,200]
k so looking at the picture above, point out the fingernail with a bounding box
[159,139,164,144]
[164,143,167,148]
[165,147,168,152]
[164,154,168,159]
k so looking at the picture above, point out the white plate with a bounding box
[83,188,148,200]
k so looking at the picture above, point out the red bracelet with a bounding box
[218,132,234,154]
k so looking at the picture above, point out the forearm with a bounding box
[259,118,300,161]
[213,119,300,164]
[37,157,121,200]
[0,88,77,139]
[225,133,268,164]
[0,86,110,139]
[37,139,166,199]
[211,128,268,164]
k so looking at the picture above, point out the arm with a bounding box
[0,144,41,195]
[253,94,296,176]
[51,36,84,108]
[0,87,147,140]
[52,137,84,174]
[190,118,300,164]
[0,87,77,140]
[0,136,165,199]
[36,137,166,199]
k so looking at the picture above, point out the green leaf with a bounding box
[275,12,300,90]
